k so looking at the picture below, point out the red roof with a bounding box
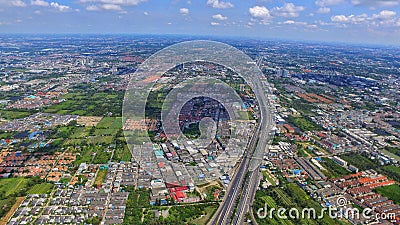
[175,191,186,199]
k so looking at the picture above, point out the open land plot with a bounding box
[27,183,54,195]
[94,169,108,187]
[0,177,30,196]
[375,184,400,204]
[77,116,103,127]
[96,117,122,129]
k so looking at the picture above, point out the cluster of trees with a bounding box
[122,187,150,225]
[85,216,101,225]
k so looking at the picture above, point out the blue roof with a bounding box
[154,150,164,156]
[292,169,302,175]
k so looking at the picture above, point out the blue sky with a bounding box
[0,0,399,45]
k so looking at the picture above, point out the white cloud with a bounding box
[143,11,148,15]
[8,0,27,7]
[211,21,220,26]
[28,0,73,11]
[372,10,396,19]
[50,2,71,12]
[271,3,305,18]
[34,9,41,14]
[207,0,234,9]
[80,0,147,11]
[79,0,147,6]
[87,2,136,11]
[317,7,331,14]
[180,7,189,15]
[351,0,399,7]
[212,14,227,20]
[100,3,121,10]
[281,20,307,26]
[86,5,100,11]
[331,14,350,22]
[31,0,49,6]
[315,0,346,7]
[249,6,271,19]
[331,10,399,27]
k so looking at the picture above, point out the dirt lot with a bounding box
[77,116,103,127]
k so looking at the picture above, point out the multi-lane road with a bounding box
[208,120,262,225]
[232,77,275,224]
[209,65,275,225]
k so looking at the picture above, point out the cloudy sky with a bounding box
[0,0,400,45]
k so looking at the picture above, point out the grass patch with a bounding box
[262,171,277,186]
[27,183,53,194]
[381,165,400,181]
[375,184,400,204]
[320,157,351,178]
[94,169,108,188]
[341,153,378,171]
[0,177,30,196]
[43,91,123,116]
[0,110,31,119]
[191,204,219,225]
[287,115,322,132]
[96,117,122,129]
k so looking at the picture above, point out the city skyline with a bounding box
[0,0,400,45]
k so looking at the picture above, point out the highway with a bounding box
[208,120,262,225]
[231,77,275,225]
[209,64,275,225]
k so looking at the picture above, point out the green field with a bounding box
[0,110,31,119]
[74,146,97,165]
[341,153,378,171]
[74,145,112,165]
[341,153,400,181]
[0,177,30,196]
[43,91,123,116]
[320,157,351,178]
[96,117,122,129]
[27,183,54,194]
[53,117,123,147]
[381,165,400,181]
[123,187,151,225]
[375,184,400,204]
[94,169,108,187]
[113,145,132,162]
[92,149,112,164]
[287,115,322,132]
[262,171,277,186]
[191,204,219,225]
[0,177,47,218]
